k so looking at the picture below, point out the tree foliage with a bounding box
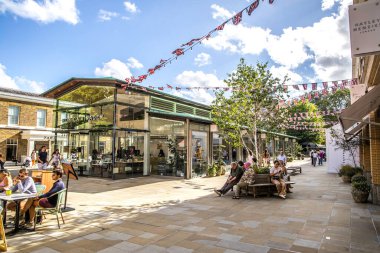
[211,59,288,158]
[285,101,324,144]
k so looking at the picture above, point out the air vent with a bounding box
[195,108,211,118]
[176,104,194,114]
[151,97,175,112]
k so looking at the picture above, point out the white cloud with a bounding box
[205,0,352,81]
[321,0,339,11]
[0,0,79,25]
[14,76,44,93]
[0,63,45,93]
[98,9,119,21]
[175,70,225,88]
[127,57,143,69]
[171,70,225,104]
[0,64,18,89]
[124,1,138,13]
[94,59,132,80]
[211,4,234,21]
[269,66,303,83]
[194,53,211,67]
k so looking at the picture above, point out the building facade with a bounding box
[341,0,380,204]
[0,88,56,163]
[39,78,298,179]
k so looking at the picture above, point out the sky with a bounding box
[0,0,353,104]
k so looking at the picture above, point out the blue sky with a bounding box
[0,0,352,104]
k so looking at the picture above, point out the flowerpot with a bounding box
[342,175,351,183]
[351,190,369,203]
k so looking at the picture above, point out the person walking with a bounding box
[312,151,318,167]
[38,146,48,170]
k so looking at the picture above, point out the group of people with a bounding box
[310,149,325,167]
[214,155,290,199]
[29,147,61,170]
[0,167,65,228]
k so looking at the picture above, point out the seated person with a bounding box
[7,168,37,218]
[28,169,66,228]
[232,159,256,199]
[279,160,292,193]
[270,160,286,199]
[214,162,244,196]
[0,169,13,191]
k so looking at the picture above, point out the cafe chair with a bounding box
[34,189,66,230]
[0,207,7,252]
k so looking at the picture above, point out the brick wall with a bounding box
[0,100,54,128]
[369,112,380,185]
[362,125,371,172]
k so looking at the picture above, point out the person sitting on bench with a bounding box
[214,162,244,196]
[270,160,286,199]
[232,159,256,199]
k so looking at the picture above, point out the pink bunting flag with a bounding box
[293,85,299,90]
[312,83,317,90]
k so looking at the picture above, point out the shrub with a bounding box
[352,181,371,193]
[287,157,293,162]
[351,175,367,184]
[338,165,356,177]
[254,167,270,174]
[207,163,216,177]
[353,167,363,175]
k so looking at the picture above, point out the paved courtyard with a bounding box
[5,159,380,253]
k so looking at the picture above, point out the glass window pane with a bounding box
[8,106,19,125]
[37,109,46,127]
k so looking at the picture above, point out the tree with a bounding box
[329,127,360,168]
[211,59,288,159]
[285,101,324,144]
[312,88,350,125]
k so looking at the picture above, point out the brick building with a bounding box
[0,87,55,163]
[340,0,380,204]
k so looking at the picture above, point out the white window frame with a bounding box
[37,109,47,127]
[8,106,19,125]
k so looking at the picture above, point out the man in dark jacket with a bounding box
[27,169,65,228]
[214,162,244,196]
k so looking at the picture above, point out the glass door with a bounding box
[191,131,208,177]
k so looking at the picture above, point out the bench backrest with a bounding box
[254,174,271,184]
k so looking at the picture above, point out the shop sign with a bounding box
[349,1,380,56]
[43,134,67,140]
[63,114,104,124]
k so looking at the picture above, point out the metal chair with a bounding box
[34,189,66,230]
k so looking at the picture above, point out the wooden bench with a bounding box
[247,174,295,198]
[286,166,302,175]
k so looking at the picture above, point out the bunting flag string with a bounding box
[124,0,275,85]
[287,110,342,118]
[122,77,355,93]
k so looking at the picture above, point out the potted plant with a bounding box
[216,159,226,176]
[207,163,216,177]
[351,175,371,203]
[338,165,356,183]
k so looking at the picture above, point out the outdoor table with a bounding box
[0,192,37,235]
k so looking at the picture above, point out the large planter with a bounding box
[351,189,369,203]
[342,175,351,183]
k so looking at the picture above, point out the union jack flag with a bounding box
[167,84,173,89]
[176,87,181,90]
[247,0,259,15]
[158,87,164,91]
[148,68,155,75]
[333,81,338,87]
[302,84,308,90]
[293,85,299,90]
[351,78,358,85]
[322,82,328,89]
[312,83,317,90]
[172,48,184,56]
[216,22,226,31]
[160,59,167,64]
[232,11,243,25]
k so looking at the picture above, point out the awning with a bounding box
[339,84,380,136]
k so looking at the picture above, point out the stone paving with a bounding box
[5,159,380,253]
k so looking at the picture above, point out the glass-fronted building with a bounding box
[42,78,298,179]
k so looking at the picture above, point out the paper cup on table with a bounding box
[5,189,12,196]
